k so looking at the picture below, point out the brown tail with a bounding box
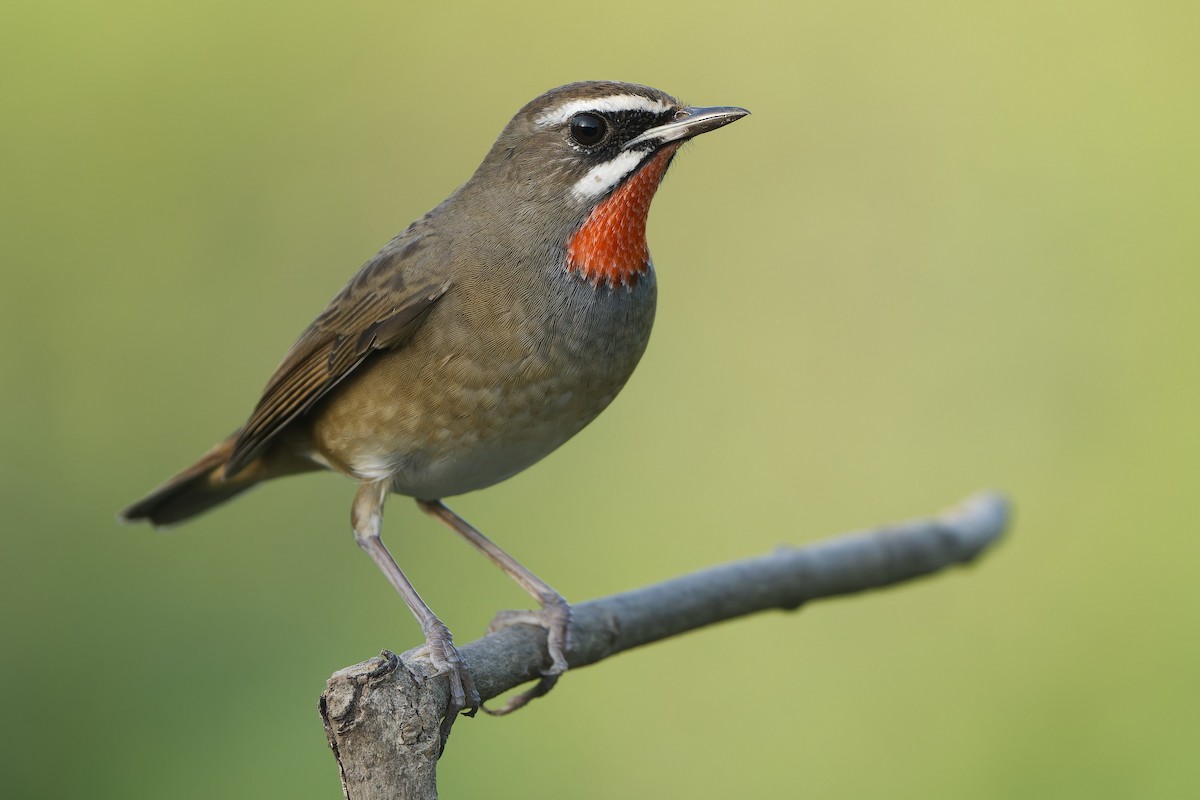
[119,435,296,527]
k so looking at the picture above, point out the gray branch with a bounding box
[319,491,1011,800]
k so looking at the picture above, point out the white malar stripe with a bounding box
[570,150,647,201]
[536,95,671,127]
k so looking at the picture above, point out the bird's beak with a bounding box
[623,105,750,151]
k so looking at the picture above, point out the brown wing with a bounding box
[225,248,450,475]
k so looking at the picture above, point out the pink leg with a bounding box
[417,499,571,714]
[352,482,479,741]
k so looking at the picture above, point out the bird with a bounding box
[120,80,748,736]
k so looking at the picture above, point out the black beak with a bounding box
[623,105,750,151]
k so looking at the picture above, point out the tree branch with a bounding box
[319,491,1011,800]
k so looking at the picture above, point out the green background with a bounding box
[3,1,1197,797]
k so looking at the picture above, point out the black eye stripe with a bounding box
[614,110,666,127]
[566,109,674,152]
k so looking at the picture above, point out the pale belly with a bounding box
[376,374,620,499]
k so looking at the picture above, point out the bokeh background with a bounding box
[3,1,1198,797]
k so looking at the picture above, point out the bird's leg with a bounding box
[352,482,480,743]
[416,499,571,715]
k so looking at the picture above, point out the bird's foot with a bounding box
[410,622,480,745]
[483,595,572,715]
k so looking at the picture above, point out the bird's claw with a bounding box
[410,623,480,746]
[483,598,572,715]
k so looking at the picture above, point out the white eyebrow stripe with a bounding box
[536,95,671,126]
[569,149,647,201]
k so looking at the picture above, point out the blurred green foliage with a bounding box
[2,1,1198,797]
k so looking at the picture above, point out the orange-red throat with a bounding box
[566,143,682,289]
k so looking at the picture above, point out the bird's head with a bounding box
[466,81,748,289]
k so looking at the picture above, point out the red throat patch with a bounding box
[566,144,681,289]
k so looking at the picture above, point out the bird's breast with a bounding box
[307,264,657,499]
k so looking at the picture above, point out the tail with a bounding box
[119,435,292,527]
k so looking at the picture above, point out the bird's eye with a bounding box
[569,113,608,147]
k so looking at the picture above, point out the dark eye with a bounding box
[569,112,608,146]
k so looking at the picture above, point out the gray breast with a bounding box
[374,265,658,499]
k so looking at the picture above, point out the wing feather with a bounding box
[225,243,449,475]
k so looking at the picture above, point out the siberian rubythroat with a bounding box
[121,81,749,729]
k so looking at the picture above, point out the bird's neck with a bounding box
[566,145,679,289]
